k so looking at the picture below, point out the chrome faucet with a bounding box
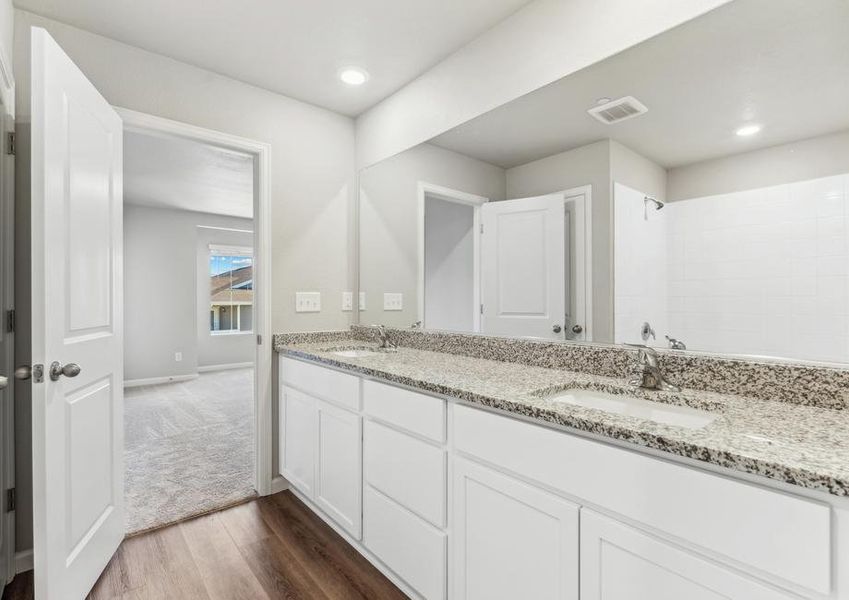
[371,324,397,349]
[627,344,680,392]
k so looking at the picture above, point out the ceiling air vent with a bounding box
[587,96,648,125]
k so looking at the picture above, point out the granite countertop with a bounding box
[276,337,849,498]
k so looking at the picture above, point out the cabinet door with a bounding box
[580,510,801,600]
[452,457,579,600]
[315,399,362,539]
[280,386,316,497]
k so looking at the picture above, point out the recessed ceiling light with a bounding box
[339,68,369,86]
[735,124,761,137]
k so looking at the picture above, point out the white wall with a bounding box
[359,142,504,327]
[665,174,848,363]
[505,140,612,341]
[14,10,357,333]
[667,130,849,202]
[355,0,731,168]
[613,182,668,347]
[123,205,254,382]
[424,197,475,331]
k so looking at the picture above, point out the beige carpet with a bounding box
[124,368,256,534]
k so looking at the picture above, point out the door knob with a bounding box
[0,375,6,390]
[552,324,562,333]
[571,324,583,334]
[49,362,81,381]
[14,365,32,380]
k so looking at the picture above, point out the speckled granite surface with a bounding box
[273,333,849,497]
[348,326,849,410]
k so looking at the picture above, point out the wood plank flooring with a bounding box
[2,491,407,600]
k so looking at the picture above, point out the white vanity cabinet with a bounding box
[278,356,843,600]
[279,358,362,539]
[580,510,800,600]
[452,457,579,600]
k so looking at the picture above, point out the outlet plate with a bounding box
[342,291,353,311]
[175,351,182,362]
[359,291,366,311]
[295,291,321,313]
[383,292,403,311]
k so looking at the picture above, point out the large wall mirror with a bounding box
[358,0,849,365]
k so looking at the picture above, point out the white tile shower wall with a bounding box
[666,174,848,363]
[614,183,668,347]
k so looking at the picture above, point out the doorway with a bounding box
[118,109,272,533]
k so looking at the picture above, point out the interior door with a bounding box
[481,193,565,339]
[30,27,124,599]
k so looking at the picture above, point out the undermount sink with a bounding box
[332,348,379,358]
[545,388,718,430]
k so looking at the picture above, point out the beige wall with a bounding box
[359,143,505,327]
[15,10,357,333]
[667,130,849,201]
[355,0,732,168]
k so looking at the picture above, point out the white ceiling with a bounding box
[14,0,533,116]
[124,130,254,219]
[430,0,849,169]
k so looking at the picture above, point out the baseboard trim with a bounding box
[197,362,254,373]
[269,475,289,495]
[14,550,32,574]
[123,373,198,388]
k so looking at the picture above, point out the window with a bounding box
[209,245,253,333]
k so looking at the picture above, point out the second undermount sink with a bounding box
[545,388,718,430]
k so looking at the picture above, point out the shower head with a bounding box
[644,196,664,210]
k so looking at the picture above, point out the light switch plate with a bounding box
[295,291,321,313]
[359,291,366,311]
[342,291,353,311]
[383,292,403,311]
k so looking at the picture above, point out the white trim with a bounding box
[416,182,488,332]
[209,243,253,256]
[560,185,593,342]
[197,362,254,373]
[116,107,274,497]
[270,475,289,495]
[123,373,198,388]
[14,550,33,574]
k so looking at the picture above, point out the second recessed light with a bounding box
[339,68,369,86]
[735,124,762,137]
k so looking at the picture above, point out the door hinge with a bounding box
[257,334,262,345]
[480,303,484,315]
[6,132,14,156]
[480,223,484,234]
[5,309,14,333]
[6,488,15,512]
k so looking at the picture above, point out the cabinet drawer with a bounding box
[364,420,446,527]
[280,357,360,411]
[364,486,446,600]
[363,379,445,442]
[453,404,831,594]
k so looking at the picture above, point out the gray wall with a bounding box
[123,204,253,382]
[359,142,505,327]
[667,130,849,201]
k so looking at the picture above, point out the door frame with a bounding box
[417,182,488,332]
[115,108,275,496]
[560,184,593,342]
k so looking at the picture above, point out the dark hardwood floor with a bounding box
[2,491,407,600]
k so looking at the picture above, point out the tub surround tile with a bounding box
[273,331,849,497]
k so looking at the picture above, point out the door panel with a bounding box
[315,399,362,538]
[481,193,565,339]
[31,27,124,599]
[280,385,316,496]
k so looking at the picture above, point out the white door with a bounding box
[30,28,124,599]
[580,510,799,600]
[481,193,566,339]
[280,385,316,497]
[452,457,579,600]
[315,399,362,539]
